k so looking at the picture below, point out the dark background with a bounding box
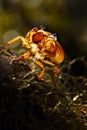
[0,0,87,59]
[0,1,87,129]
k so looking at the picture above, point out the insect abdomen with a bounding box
[51,43,64,64]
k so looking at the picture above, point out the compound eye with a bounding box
[33,32,45,43]
[33,27,38,32]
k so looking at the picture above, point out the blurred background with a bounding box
[0,0,87,59]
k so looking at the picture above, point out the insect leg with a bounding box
[34,59,45,80]
[12,51,31,61]
[43,60,60,76]
[8,36,30,48]
[54,66,60,76]
[43,60,55,66]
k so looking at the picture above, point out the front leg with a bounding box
[8,36,31,48]
[12,51,31,62]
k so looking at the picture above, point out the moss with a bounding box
[0,45,87,130]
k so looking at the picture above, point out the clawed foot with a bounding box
[10,56,24,64]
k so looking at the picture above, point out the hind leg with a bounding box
[42,60,60,76]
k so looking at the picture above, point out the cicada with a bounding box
[8,27,64,80]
